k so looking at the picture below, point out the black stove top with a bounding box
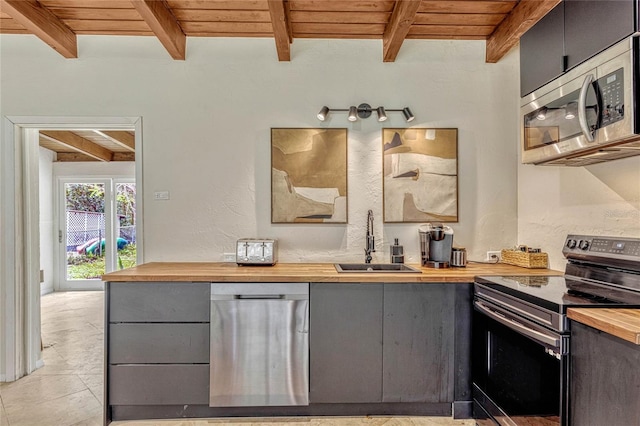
[475,275,637,313]
[475,235,640,314]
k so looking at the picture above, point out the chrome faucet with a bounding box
[365,209,375,263]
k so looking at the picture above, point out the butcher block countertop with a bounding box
[102,261,561,283]
[568,308,640,345]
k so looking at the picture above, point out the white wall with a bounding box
[39,147,55,295]
[1,35,520,264]
[518,157,640,270]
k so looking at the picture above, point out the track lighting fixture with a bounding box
[316,103,415,122]
[317,106,330,121]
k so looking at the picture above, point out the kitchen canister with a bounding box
[451,247,467,267]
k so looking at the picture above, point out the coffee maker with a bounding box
[419,223,454,268]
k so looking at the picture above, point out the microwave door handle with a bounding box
[578,74,595,142]
[474,300,560,350]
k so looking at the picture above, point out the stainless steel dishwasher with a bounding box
[209,282,309,407]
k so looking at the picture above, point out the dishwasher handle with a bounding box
[234,294,285,300]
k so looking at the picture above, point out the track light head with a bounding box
[317,106,329,121]
[376,107,387,122]
[348,106,358,122]
[402,107,415,122]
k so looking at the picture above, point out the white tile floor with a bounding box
[1,291,104,425]
[0,291,475,426]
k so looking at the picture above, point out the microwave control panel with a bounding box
[598,67,625,126]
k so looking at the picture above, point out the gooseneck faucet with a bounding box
[365,209,375,263]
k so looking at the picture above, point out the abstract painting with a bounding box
[271,128,348,223]
[383,128,458,223]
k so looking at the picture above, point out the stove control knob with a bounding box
[566,239,577,249]
[578,240,590,250]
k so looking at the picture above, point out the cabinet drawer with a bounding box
[109,323,209,364]
[109,364,209,405]
[109,282,210,322]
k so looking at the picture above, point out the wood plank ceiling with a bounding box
[0,0,560,62]
[39,130,136,162]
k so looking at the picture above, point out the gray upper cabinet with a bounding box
[382,284,456,403]
[520,0,639,97]
[564,0,636,70]
[520,3,565,97]
[309,283,383,403]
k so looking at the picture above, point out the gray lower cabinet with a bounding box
[383,284,456,403]
[106,281,210,422]
[109,323,209,364]
[309,283,383,403]
[570,321,640,426]
[109,281,210,322]
[109,364,209,405]
[309,282,472,411]
[106,280,473,421]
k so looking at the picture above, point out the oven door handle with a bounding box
[578,73,595,142]
[474,300,561,350]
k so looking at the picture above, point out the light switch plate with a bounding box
[154,191,170,200]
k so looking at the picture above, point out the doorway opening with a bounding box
[1,116,143,382]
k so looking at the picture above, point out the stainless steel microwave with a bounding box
[521,36,640,166]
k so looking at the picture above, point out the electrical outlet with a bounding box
[223,252,236,262]
[486,251,501,262]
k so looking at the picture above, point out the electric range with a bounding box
[472,234,640,426]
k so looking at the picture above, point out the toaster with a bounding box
[236,238,278,265]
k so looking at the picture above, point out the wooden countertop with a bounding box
[568,308,640,345]
[102,261,561,283]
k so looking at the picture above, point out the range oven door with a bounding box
[472,298,569,426]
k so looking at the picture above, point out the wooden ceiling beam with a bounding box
[485,0,561,63]
[93,130,136,152]
[382,0,421,62]
[268,0,291,61]
[130,0,186,60]
[40,131,114,162]
[0,0,77,58]
[56,152,135,162]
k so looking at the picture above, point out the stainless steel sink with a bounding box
[334,263,421,273]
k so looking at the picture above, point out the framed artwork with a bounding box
[271,128,348,223]
[382,128,458,223]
